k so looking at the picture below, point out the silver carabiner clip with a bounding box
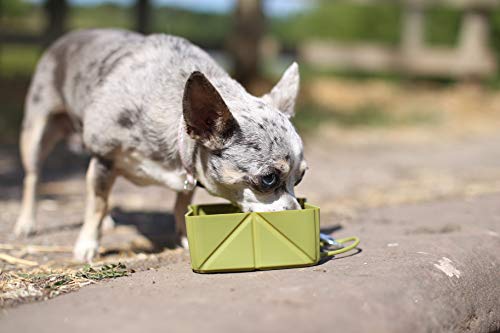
[320,233,344,251]
[183,178,197,191]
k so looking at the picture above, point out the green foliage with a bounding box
[15,263,130,285]
[76,263,129,280]
[0,1,44,34]
[490,9,500,81]
[271,1,402,47]
[153,8,231,46]
[0,44,41,77]
[67,5,231,46]
[1,2,500,83]
[297,62,405,83]
[293,102,439,134]
[1,2,497,57]
[4,263,132,303]
[425,6,461,46]
[2,0,31,17]
[71,4,132,30]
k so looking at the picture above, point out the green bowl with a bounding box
[185,199,320,273]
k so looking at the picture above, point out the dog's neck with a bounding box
[177,116,197,191]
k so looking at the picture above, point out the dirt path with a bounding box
[1,122,500,331]
[1,128,499,248]
[1,193,499,333]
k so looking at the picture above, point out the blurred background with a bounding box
[2,0,500,142]
[2,0,500,275]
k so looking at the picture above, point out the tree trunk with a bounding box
[229,0,265,89]
[43,0,68,46]
[135,0,151,34]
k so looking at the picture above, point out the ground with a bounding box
[0,79,499,331]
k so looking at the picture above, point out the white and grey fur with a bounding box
[15,29,307,261]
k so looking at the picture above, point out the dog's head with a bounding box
[183,63,306,212]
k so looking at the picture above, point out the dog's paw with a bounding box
[73,238,99,262]
[100,215,116,233]
[13,215,35,237]
[180,236,189,250]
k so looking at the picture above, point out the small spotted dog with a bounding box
[15,29,307,261]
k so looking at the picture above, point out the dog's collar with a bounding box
[178,116,197,191]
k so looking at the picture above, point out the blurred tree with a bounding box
[492,9,500,78]
[426,6,461,46]
[228,0,265,89]
[135,0,151,34]
[43,0,68,45]
[271,1,401,48]
[2,0,31,17]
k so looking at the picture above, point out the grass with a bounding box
[0,263,131,307]
[0,44,41,78]
[293,102,440,134]
[77,263,129,280]
[298,64,406,84]
[71,5,132,30]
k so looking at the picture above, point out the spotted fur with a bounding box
[16,28,306,261]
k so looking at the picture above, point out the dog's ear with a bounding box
[183,71,238,150]
[262,62,300,118]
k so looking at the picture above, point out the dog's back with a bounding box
[24,29,235,158]
[16,29,304,261]
[16,29,233,237]
[27,29,228,125]
[26,30,139,122]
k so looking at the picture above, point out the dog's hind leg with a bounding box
[15,49,74,237]
[174,190,195,248]
[15,111,72,237]
[73,156,116,262]
[15,117,47,237]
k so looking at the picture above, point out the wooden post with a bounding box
[401,3,425,55]
[458,9,490,59]
[43,0,68,45]
[135,0,151,34]
[229,0,265,89]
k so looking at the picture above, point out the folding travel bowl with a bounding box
[185,199,359,273]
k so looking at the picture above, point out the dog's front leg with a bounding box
[174,190,194,248]
[73,156,116,262]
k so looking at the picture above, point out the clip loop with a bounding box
[320,235,360,258]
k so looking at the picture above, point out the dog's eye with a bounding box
[261,173,278,189]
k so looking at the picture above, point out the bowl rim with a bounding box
[186,198,318,218]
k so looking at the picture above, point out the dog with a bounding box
[15,29,307,262]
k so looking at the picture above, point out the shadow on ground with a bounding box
[0,143,89,200]
[109,208,179,253]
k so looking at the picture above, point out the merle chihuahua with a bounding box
[15,29,307,261]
